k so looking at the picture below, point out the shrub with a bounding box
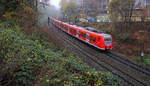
[117,33,130,41]
[0,21,15,29]
[0,29,52,85]
[0,28,119,86]
[40,59,119,86]
[143,56,150,65]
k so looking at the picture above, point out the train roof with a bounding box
[52,19,109,36]
[84,27,103,34]
[69,25,104,35]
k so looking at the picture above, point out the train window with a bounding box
[77,31,79,34]
[90,37,96,42]
[79,32,82,36]
[70,29,72,33]
[65,26,67,29]
[90,37,93,41]
[73,30,77,34]
[93,38,96,42]
[68,28,70,31]
[98,37,101,40]
[83,34,86,38]
[64,26,66,30]
[78,31,86,38]
[81,33,83,37]
[104,38,112,41]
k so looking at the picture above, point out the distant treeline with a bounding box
[0,0,38,20]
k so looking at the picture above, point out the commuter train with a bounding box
[49,18,113,50]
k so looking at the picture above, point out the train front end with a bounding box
[103,34,113,50]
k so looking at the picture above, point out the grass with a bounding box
[133,56,150,65]
[143,56,150,65]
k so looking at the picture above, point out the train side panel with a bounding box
[50,18,112,50]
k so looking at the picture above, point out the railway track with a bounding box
[106,51,150,75]
[49,23,150,86]
[106,51,150,76]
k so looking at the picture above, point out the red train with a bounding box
[50,18,113,50]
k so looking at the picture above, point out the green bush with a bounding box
[134,56,150,65]
[63,61,119,86]
[0,28,119,86]
[0,29,52,85]
[0,21,16,29]
[143,56,150,65]
[117,33,130,41]
[41,58,119,86]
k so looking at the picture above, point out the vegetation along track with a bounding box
[105,51,150,76]
[49,22,150,86]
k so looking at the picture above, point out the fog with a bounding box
[50,0,61,8]
[38,3,61,26]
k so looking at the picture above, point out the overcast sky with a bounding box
[50,0,61,8]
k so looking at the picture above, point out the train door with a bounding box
[86,33,90,42]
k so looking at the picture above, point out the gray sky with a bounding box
[50,0,61,8]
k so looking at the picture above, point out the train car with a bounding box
[50,18,113,50]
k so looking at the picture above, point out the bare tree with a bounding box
[60,0,79,23]
[109,0,135,31]
[39,0,50,8]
